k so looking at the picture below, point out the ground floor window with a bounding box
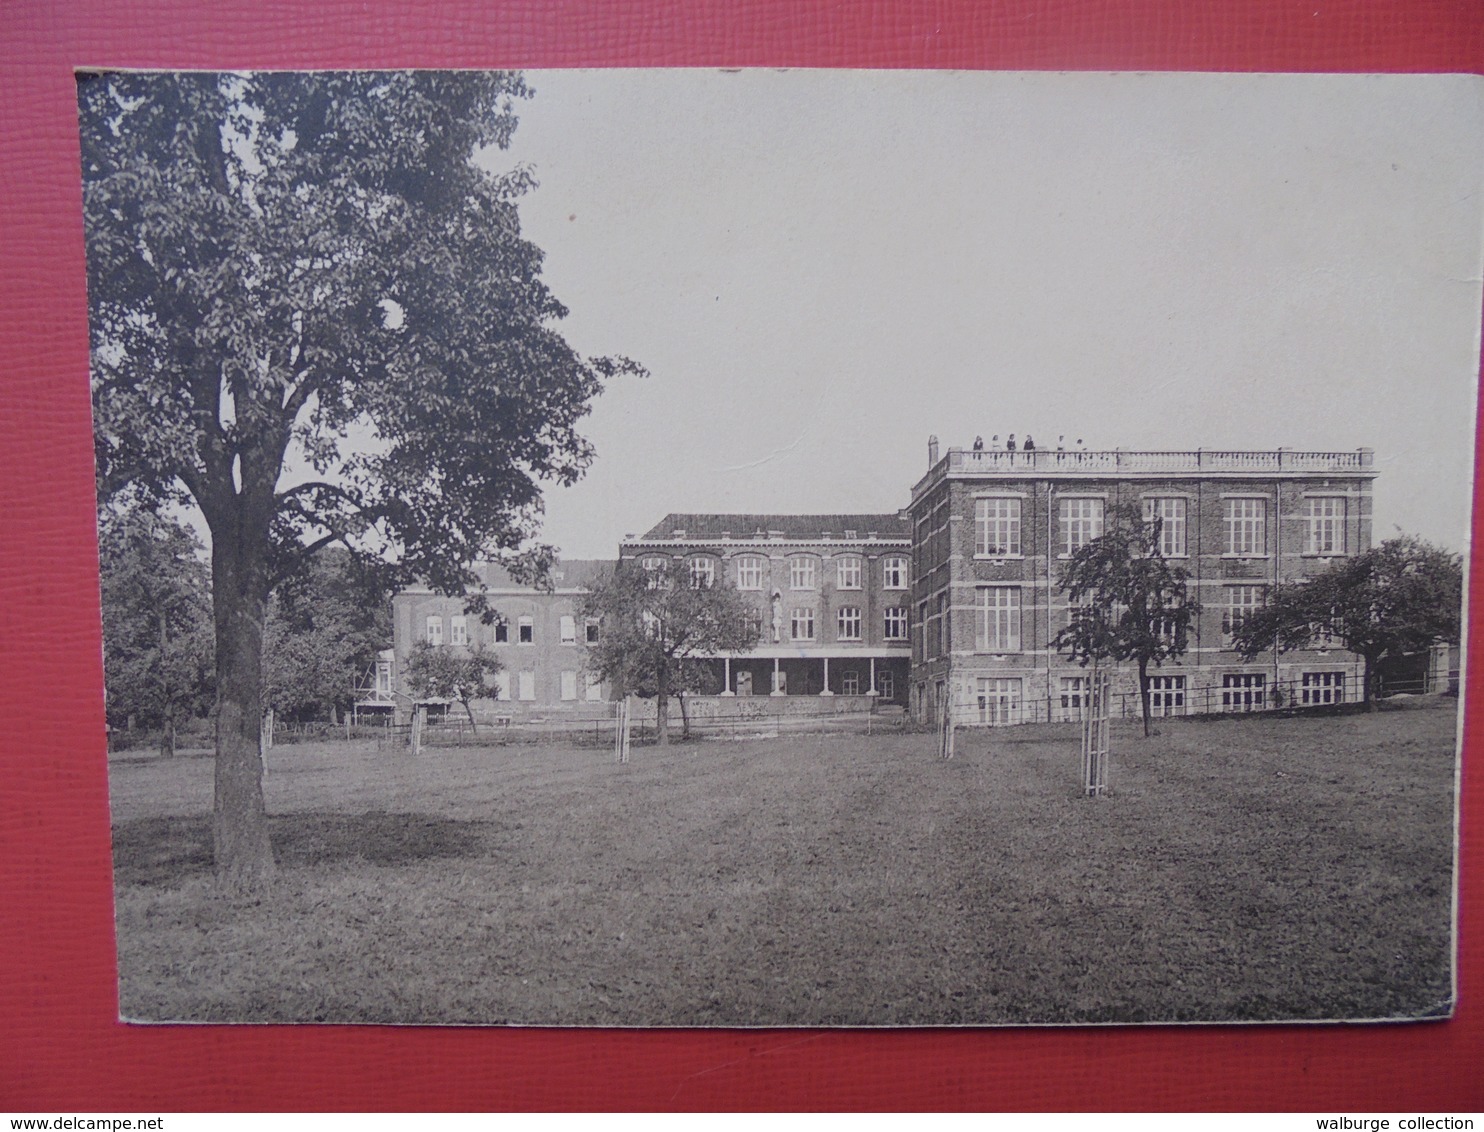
[1059,676,1086,722]
[518,670,536,701]
[841,670,860,695]
[1149,674,1186,716]
[492,672,510,701]
[1302,671,1346,705]
[977,677,1023,725]
[1222,673,1265,712]
[877,672,894,700]
[585,673,604,701]
[560,670,577,701]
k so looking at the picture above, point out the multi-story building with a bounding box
[390,558,614,722]
[907,442,1378,725]
[618,513,914,705]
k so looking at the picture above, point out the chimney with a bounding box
[928,434,940,466]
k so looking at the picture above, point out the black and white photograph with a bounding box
[81,68,1479,1026]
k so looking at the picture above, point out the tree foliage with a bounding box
[80,70,639,885]
[262,550,392,723]
[1052,503,1199,736]
[581,561,758,744]
[1230,535,1462,704]
[404,639,504,732]
[98,500,215,755]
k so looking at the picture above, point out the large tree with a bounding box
[97,500,214,756]
[581,561,758,746]
[80,71,640,887]
[1052,503,1199,736]
[1230,536,1462,707]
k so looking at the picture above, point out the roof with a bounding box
[476,558,615,590]
[635,513,911,541]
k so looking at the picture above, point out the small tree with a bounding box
[1052,503,1199,736]
[404,639,504,732]
[581,560,757,745]
[1230,536,1462,707]
[98,500,215,756]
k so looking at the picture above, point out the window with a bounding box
[559,615,576,645]
[560,670,578,701]
[641,556,670,588]
[836,556,862,589]
[688,558,715,588]
[883,607,909,640]
[882,556,909,589]
[493,620,508,644]
[1148,675,1186,716]
[876,672,894,700]
[449,615,467,647]
[1224,498,1267,556]
[518,615,534,644]
[585,618,600,644]
[1059,676,1087,723]
[790,608,815,641]
[1222,585,1265,644]
[1144,497,1187,557]
[841,670,860,696]
[976,586,1021,652]
[977,677,1023,725]
[1310,612,1340,650]
[492,672,510,701]
[426,615,443,646]
[917,600,929,661]
[585,673,604,701]
[517,670,535,701]
[1302,671,1346,705]
[375,659,392,698]
[937,593,949,655]
[1222,673,1265,712]
[1059,498,1104,556]
[735,555,765,590]
[1304,497,1347,556]
[1064,590,1094,629]
[746,612,765,642]
[837,606,862,641]
[975,498,1022,557]
[790,557,817,590]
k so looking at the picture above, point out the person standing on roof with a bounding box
[1006,434,1017,451]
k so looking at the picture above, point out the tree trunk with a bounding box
[211,528,277,891]
[1138,657,1151,737]
[655,662,670,746]
[1363,653,1376,710]
[463,698,480,734]
[678,690,690,739]
[160,711,176,759]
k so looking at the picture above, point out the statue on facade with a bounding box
[771,590,783,643]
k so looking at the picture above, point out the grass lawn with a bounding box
[109,698,1457,1026]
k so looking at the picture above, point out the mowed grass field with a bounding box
[109,699,1457,1026]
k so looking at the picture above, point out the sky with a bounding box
[481,70,1484,558]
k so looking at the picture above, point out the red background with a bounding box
[3,0,1482,1112]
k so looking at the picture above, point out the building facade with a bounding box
[907,445,1378,725]
[618,513,913,705]
[389,559,614,722]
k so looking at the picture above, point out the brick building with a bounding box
[908,443,1378,725]
[618,513,914,705]
[390,559,614,722]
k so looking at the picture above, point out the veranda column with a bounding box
[869,657,877,695]
[772,656,783,696]
[721,656,733,695]
[820,656,833,695]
